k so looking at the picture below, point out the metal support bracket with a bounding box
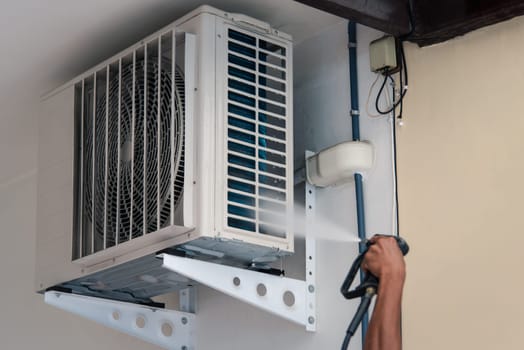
[179,286,197,314]
[45,291,195,350]
[159,151,318,332]
[43,151,318,348]
[162,238,317,331]
[305,150,317,331]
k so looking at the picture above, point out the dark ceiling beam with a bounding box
[410,0,524,46]
[296,0,524,46]
[294,0,411,37]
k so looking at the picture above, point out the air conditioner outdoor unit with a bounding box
[36,5,294,305]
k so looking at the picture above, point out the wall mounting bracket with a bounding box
[44,291,195,350]
[162,151,317,332]
[162,237,316,331]
[44,153,317,348]
[45,237,316,349]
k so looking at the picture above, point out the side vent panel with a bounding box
[225,28,290,239]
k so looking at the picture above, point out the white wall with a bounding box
[0,87,160,350]
[0,21,394,350]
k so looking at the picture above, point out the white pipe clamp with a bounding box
[306,141,374,187]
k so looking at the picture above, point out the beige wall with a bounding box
[400,16,524,350]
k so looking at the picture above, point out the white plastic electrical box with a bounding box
[369,35,398,73]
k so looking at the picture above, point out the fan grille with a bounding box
[76,52,185,257]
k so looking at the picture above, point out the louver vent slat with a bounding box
[225,28,289,239]
[73,31,185,259]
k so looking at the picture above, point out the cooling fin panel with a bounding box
[225,28,290,239]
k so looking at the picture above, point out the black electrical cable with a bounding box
[399,0,415,41]
[375,73,389,113]
[391,76,403,350]
[400,41,408,87]
[375,40,409,116]
[393,45,406,234]
[393,41,408,120]
[392,84,400,237]
[375,75,405,115]
[398,41,408,120]
[396,0,413,121]
[402,85,404,120]
[397,52,404,120]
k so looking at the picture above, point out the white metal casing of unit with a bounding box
[36,5,294,298]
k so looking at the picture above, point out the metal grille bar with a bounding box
[116,59,122,245]
[170,32,176,226]
[157,38,162,229]
[104,66,109,250]
[143,44,148,236]
[78,80,85,258]
[91,73,97,254]
[130,52,136,239]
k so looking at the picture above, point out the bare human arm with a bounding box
[362,236,406,350]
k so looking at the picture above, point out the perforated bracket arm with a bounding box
[162,246,317,332]
[162,153,318,332]
[44,291,195,350]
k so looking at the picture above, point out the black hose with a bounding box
[341,290,375,350]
